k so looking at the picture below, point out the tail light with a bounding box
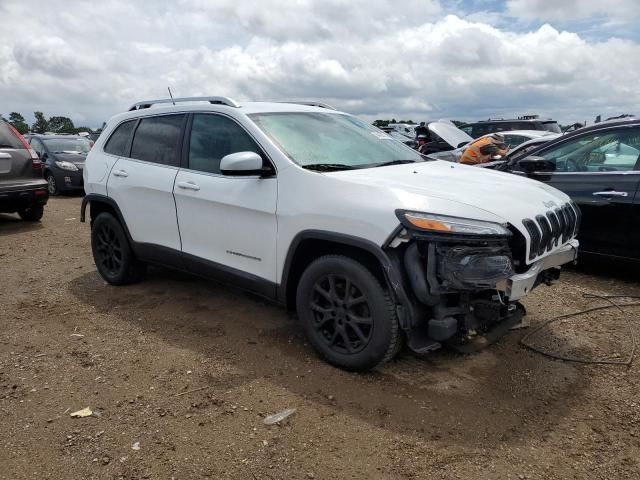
[7,124,41,169]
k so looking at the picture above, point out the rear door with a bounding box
[106,114,185,258]
[523,126,640,257]
[0,122,38,191]
[173,113,278,291]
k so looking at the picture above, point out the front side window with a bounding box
[188,114,262,174]
[249,112,423,169]
[539,128,640,172]
[104,120,136,156]
[130,115,184,166]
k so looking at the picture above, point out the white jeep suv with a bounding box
[82,96,579,371]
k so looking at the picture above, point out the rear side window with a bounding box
[188,114,262,174]
[0,122,25,149]
[130,115,185,166]
[104,120,136,156]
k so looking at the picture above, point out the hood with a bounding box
[428,121,473,148]
[327,160,571,235]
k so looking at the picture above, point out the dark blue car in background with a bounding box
[26,134,90,195]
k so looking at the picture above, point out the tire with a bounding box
[296,254,401,371]
[46,173,59,196]
[91,212,146,285]
[18,205,44,222]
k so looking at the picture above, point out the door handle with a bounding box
[177,181,200,191]
[592,191,628,197]
[0,152,11,159]
[112,169,129,178]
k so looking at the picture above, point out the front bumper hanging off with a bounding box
[497,239,579,301]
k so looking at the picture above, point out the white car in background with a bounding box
[429,130,560,163]
[81,97,578,371]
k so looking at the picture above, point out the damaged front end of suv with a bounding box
[385,206,580,354]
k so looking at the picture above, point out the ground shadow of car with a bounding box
[564,253,640,284]
[68,266,589,449]
[0,213,44,236]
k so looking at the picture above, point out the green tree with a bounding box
[8,112,29,134]
[32,112,49,134]
[74,126,93,134]
[48,116,75,134]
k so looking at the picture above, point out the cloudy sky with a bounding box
[1,0,639,128]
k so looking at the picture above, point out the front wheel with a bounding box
[91,212,146,285]
[46,173,59,195]
[296,255,401,371]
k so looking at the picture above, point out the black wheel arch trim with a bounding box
[81,194,136,245]
[279,230,417,329]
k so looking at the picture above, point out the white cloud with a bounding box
[0,0,638,127]
[506,0,640,25]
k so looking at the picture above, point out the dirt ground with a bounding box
[1,196,639,480]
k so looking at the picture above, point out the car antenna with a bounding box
[167,86,175,105]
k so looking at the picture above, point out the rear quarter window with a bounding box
[0,122,25,149]
[104,120,136,156]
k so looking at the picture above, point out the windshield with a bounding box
[249,112,423,168]
[542,122,562,134]
[43,138,91,154]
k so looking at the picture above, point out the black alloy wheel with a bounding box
[296,255,401,371]
[310,274,373,354]
[91,212,145,285]
[94,221,123,277]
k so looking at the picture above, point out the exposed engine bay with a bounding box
[386,225,576,354]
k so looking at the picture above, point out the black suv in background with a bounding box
[27,135,90,195]
[0,120,48,221]
[461,118,562,138]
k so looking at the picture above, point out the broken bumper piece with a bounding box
[498,239,579,301]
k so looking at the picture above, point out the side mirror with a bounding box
[516,155,555,173]
[220,151,271,177]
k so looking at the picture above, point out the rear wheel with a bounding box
[46,173,59,195]
[18,205,44,222]
[296,255,401,371]
[91,212,145,285]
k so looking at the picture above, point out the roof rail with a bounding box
[276,101,336,110]
[128,96,240,111]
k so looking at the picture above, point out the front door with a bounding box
[173,113,278,293]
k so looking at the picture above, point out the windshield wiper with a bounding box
[302,163,358,171]
[372,159,421,168]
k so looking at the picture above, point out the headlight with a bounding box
[397,211,511,237]
[55,160,79,171]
